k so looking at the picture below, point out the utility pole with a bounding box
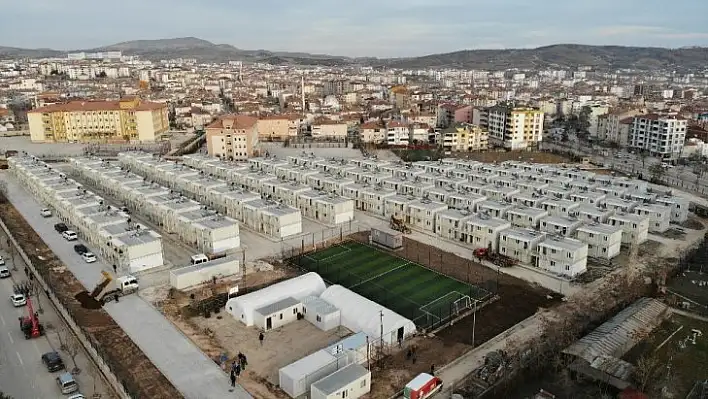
[472,300,477,349]
[379,310,384,362]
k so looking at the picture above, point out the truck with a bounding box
[88,271,139,303]
[404,373,442,399]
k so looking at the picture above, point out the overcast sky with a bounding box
[2,0,708,57]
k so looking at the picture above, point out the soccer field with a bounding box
[295,241,491,329]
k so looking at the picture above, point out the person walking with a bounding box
[258,332,264,346]
[229,370,236,390]
[240,354,248,371]
[112,264,117,274]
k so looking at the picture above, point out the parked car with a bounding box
[10,293,26,307]
[62,230,78,241]
[41,351,66,372]
[0,266,10,279]
[0,255,4,265]
[56,372,78,394]
[81,252,97,263]
[67,395,85,399]
[73,244,89,255]
[40,208,52,217]
[54,223,69,233]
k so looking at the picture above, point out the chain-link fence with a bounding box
[279,219,368,258]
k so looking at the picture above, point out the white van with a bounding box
[56,372,78,394]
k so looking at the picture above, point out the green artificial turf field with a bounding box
[295,241,491,329]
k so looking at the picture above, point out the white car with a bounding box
[67,394,85,399]
[62,230,78,241]
[10,293,26,307]
[0,255,4,266]
[0,266,9,279]
[40,208,52,217]
[81,252,97,263]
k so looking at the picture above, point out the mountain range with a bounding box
[1,37,707,70]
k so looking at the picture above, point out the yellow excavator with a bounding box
[76,271,140,308]
[390,215,411,234]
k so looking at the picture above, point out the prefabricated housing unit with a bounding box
[573,204,615,224]
[498,228,545,264]
[464,214,512,252]
[406,199,447,232]
[310,364,371,399]
[506,206,548,229]
[477,200,516,219]
[634,204,670,233]
[254,297,303,331]
[301,295,341,331]
[107,229,165,273]
[313,195,355,225]
[536,236,588,277]
[608,213,650,245]
[654,195,689,223]
[370,227,403,250]
[279,350,340,398]
[540,198,580,217]
[169,256,242,290]
[225,272,326,326]
[435,208,473,241]
[575,223,623,259]
[539,216,584,237]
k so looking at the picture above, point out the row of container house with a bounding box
[9,156,165,273]
[67,157,241,255]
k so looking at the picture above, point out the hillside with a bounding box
[1,38,706,70]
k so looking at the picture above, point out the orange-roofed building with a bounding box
[256,114,300,141]
[206,115,260,161]
[27,97,168,143]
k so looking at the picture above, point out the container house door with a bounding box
[266,317,272,330]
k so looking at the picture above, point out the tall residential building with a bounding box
[439,123,488,153]
[256,115,300,141]
[628,114,687,160]
[484,105,544,150]
[595,109,644,145]
[27,97,169,143]
[206,115,260,161]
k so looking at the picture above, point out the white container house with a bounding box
[573,204,615,224]
[301,295,341,331]
[279,350,339,398]
[539,216,584,237]
[505,206,548,229]
[608,213,650,245]
[634,204,670,233]
[575,223,623,259]
[536,236,588,277]
[406,199,447,232]
[654,195,689,223]
[435,208,474,241]
[477,200,516,219]
[540,199,580,217]
[310,364,371,399]
[169,256,241,290]
[464,214,511,251]
[314,195,355,225]
[498,228,545,264]
[254,297,303,331]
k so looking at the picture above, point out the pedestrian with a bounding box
[430,364,435,375]
[229,370,236,388]
[230,360,237,373]
[241,354,248,371]
[259,332,264,346]
[412,352,417,364]
[235,363,241,378]
[406,348,412,360]
[112,264,117,274]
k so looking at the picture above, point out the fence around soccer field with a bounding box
[292,241,492,331]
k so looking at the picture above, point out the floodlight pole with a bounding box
[471,300,477,349]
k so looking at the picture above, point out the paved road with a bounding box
[0,174,252,399]
[0,249,111,399]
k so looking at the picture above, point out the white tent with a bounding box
[226,272,326,326]
[320,285,416,345]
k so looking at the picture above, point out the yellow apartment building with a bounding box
[206,115,260,161]
[257,115,300,141]
[486,105,544,150]
[27,97,169,143]
[440,123,488,152]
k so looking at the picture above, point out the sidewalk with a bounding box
[0,175,252,399]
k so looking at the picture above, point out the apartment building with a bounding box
[359,121,386,143]
[499,228,545,264]
[28,97,169,143]
[575,223,623,259]
[257,115,299,141]
[439,123,489,153]
[536,237,588,277]
[386,121,410,146]
[628,114,687,160]
[464,214,511,251]
[311,119,347,138]
[206,115,260,161]
[484,104,544,150]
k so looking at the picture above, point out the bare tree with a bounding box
[633,353,661,392]
[65,335,82,375]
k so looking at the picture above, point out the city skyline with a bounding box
[2,0,708,57]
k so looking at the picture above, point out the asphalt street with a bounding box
[0,246,110,399]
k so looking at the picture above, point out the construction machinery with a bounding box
[89,271,139,303]
[390,215,411,234]
[19,297,44,339]
[473,248,516,268]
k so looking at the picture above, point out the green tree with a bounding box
[649,163,666,183]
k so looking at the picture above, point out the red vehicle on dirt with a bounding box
[404,373,443,399]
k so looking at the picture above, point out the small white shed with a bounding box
[254,297,302,331]
[225,272,326,326]
[302,296,341,331]
[279,350,339,398]
[320,285,416,345]
[310,363,371,399]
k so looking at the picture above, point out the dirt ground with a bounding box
[0,195,181,399]
[156,268,303,398]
